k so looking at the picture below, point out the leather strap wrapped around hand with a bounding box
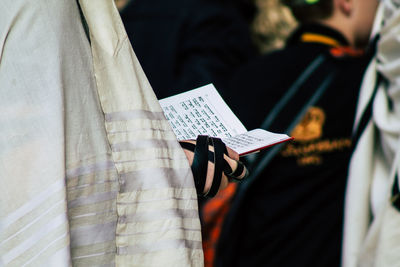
[204,137,225,198]
[180,136,247,198]
[190,135,209,195]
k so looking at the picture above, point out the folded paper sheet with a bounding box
[160,84,293,156]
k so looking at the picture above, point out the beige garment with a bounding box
[0,0,203,266]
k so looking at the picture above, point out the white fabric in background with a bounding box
[342,1,400,266]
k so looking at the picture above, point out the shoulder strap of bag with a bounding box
[239,51,338,205]
[247,53,336,170]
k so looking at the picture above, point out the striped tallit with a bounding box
[0,0,203,266]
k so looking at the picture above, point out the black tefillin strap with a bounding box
[391,174,400,212]
[188,135,209,195]
[351,34,381,149]
[180,136,246,198]
[206,137,225,197]
[351,73,382,150]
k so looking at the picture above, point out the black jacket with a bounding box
[120,0,257,99]
[215,24,373,267]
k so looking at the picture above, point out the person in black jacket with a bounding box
[119,0,258,99]
[214,0,378,266]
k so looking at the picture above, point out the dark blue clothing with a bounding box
[120,0,257,99]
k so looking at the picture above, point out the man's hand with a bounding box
[180,138,248,197]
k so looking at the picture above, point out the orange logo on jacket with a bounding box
[291,107,325,142]
[281,107,352,166]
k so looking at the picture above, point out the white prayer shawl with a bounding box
[343,1,400,266]
[0,0,203,266]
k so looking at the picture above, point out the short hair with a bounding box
[282,0,333,22]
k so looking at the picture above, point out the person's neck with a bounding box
[115,0,131,11]
[315,17,355,48]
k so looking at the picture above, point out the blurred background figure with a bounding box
[212,0,378,266]
[117,0,259,99]
[251,0,297,53]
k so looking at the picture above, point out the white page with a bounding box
[159,84,293,155]
[159,84,247,140]
[222,129,292,156]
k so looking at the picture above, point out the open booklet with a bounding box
[159,84,293,156]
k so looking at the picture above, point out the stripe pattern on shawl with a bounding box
[77,0,203,265]
[0,0,203,266]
